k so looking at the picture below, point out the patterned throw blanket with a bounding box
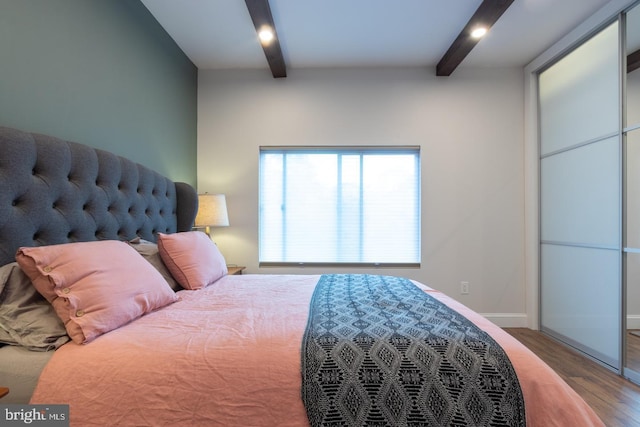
[301,274,525,427]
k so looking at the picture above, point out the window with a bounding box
[259,146,421,266]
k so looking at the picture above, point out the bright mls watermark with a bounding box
[1,405,69,426]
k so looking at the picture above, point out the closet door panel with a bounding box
[541,136,619,246]
[541,244,620,367]
[539,22,619,156]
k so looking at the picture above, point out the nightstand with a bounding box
[0,387,9,399]
[227,266,246,275]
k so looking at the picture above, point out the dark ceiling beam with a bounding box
[436,0,514,77]
[629,49,640,74]
[244,0,287,78]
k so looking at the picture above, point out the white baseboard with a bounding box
[481,313,528,328]
[628,315,640,330]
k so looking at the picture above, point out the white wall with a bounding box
[197,67,525,323]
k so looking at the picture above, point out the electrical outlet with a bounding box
[460,281,470,295]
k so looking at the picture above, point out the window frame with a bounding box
[258,146,421,268]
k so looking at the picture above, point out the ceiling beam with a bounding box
[436,0,514,77]
[629,49,640,74]
[244,0,287,78]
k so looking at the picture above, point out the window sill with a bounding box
[259,262,420,268]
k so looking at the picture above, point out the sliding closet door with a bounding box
[625,1,640,381]
[539,22,621,369]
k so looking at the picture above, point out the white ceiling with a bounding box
[140,0,612,72]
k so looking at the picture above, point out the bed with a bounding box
[0,125,603,426]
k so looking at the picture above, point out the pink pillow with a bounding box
[157,231,228,290]
[16,240,178,344]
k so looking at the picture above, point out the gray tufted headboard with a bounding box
[0,126,198,266]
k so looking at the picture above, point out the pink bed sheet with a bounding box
[30,274,603,426]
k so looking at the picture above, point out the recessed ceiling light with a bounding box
[471,27,488,39]
[258,28,274,44]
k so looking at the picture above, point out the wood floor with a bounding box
[627,331,640,373]
[504,328,640,427]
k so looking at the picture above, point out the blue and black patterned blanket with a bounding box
[301,274,525,427]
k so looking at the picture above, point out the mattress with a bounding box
[29,274,603,426]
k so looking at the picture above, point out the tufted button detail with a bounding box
[43,266,52,273]
[11,200,17,206]
[75,309,85,317]
[62,288,71,295]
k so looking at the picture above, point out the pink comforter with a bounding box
[30,275,603,426]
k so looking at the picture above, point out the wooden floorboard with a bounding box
[627,331,640,372]
[504,328,640,427]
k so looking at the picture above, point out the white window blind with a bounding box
[259,147,421,266]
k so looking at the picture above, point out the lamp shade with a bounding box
[195,194,229,227]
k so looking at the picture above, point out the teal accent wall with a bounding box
[0,0,197,186]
